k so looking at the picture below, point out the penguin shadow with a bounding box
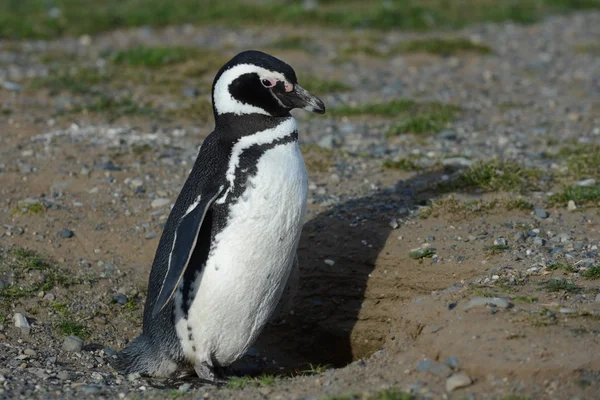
[237,168,456,377]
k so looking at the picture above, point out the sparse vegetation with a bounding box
[485,244,510,255]
[3,0,599,39]
[582,265,600,280]
[57,320,88,338]
[301,363,331,375]
[548,184,600,206]
[226,374,278,390]
[269,36,318,53]
[301,76,350,94]
[513,296,538,304]
[331,99,461,136]
[505,198,535,210]
[111,46,196,68]
[301,144,335,173]
[440,160,543,193]
[383,158,422,171]
[395,38,492,56]
[540,279,582,293]
[547,262,577,273]
[408,248,436,259]
[11,201,45,216]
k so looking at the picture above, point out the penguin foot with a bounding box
[194,362,226,384]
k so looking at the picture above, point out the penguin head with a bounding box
[212,50,326,118]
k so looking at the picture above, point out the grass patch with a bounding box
[540,278,582,293]
[57,320,88,338]
[513,296,538,304]
[225,374,277,390]
[440,160,542,193]
[395,38,492,56]
[383,158,422,171]
[321,390,414,400]
[408,248,436,259]
[31,68,109,95]
[268,36,318,53]
[3,1,599,39]
[548,184,600,206]
[301,76,350,94]
[547,262,577,273]
[331,99,460,136]
[582,265,600,280]
[166,99,213,122]
[11,201,45,216]
[553,144,600,178]
[574,43,600,55]
[418,197,498,219]
[111,46,196,68]
[485,244,510,255]
[301,363,331,375]
[505,198,534,210]
[0,248,76,302]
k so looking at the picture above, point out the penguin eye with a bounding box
[261,78,276,88]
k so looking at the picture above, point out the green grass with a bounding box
[548,184,600,206]
[11,201,46,216]
[301,363,331,375]
[547,262,577,273]
[504,198,535,210]
[396,38,492,56]
[582,265,600,280]
[300,76,350,94]
[382,158,422,171]
[2,0,599,39]
[57,320,88,337]
[485,244,510,255]
[540,278,582,293]
[226,374,278,390]
[31,68,109,94]
[0,248,76,301]
[408,248,436,259]
[111,46,196,68]
[574,43,600,55]
[331,99,461,136]
[553,144,600,178]
[513,296,538,304]
[440,160,542,193]
[321,390,414,400]
[268,36,318,53]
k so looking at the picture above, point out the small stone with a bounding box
[145,232,158,240]
[62,336,83,352]
[59,229,74,238]
[559,307,577,314]
[463,297,510,311]
[2,81,22,91]
[444,356,460,370]
[127,372,141,381]
[80,385,102,394]
[389,218,399,229]
[441,157,472,167]
[178,383,191,393]
[129,178,144,188]
[567,200,577,211]
[324,259,335,266]
[23,348,37,357]
[577,178,596,187]
[595,293,600,303]
[43,293,56,301]
[151,198,170,209]
[57,370,71,380]
[533,237,546,247]
[493,237,507,246]
[416,360,452,377]
[14,313,30,334]
[446,373,473,392]
[113,293,128,305]
[534,208,549,219]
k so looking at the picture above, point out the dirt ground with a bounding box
[1,10,600,400]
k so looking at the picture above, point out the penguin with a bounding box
[113,50,326,381]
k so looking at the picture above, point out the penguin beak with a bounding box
[277,83,326,114]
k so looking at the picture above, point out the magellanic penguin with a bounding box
[113,50,326,381]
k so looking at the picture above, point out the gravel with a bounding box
[62,336,84,352]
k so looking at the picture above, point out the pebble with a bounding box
[559,307,577,314]
[324,259,335,266]
[534,208,549,219]
[416,360,452,377]
[23,348,37,357]
[567,200,577,211]
[14,313,30,335]
[59,228,74,238]
[145,232,158,239]
[533,237,546,247]
[577,178,596,187]
[463,297,510,310]
[446,373,473,392]
[113,293,128,305]
[62,336,84,352]
[444,356,460,370]
[151,198,170,209]
[441,157,472,167]
[493,237,507,246]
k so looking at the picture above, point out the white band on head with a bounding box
[213,64,289,116]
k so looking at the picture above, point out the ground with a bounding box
[1,2,600,399]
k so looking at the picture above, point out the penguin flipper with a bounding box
[152,187,223,317]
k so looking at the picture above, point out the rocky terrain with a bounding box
[1,3,600,399]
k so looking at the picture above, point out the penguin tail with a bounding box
[112,334,178,377]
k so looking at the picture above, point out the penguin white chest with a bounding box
[175,140,307,366]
